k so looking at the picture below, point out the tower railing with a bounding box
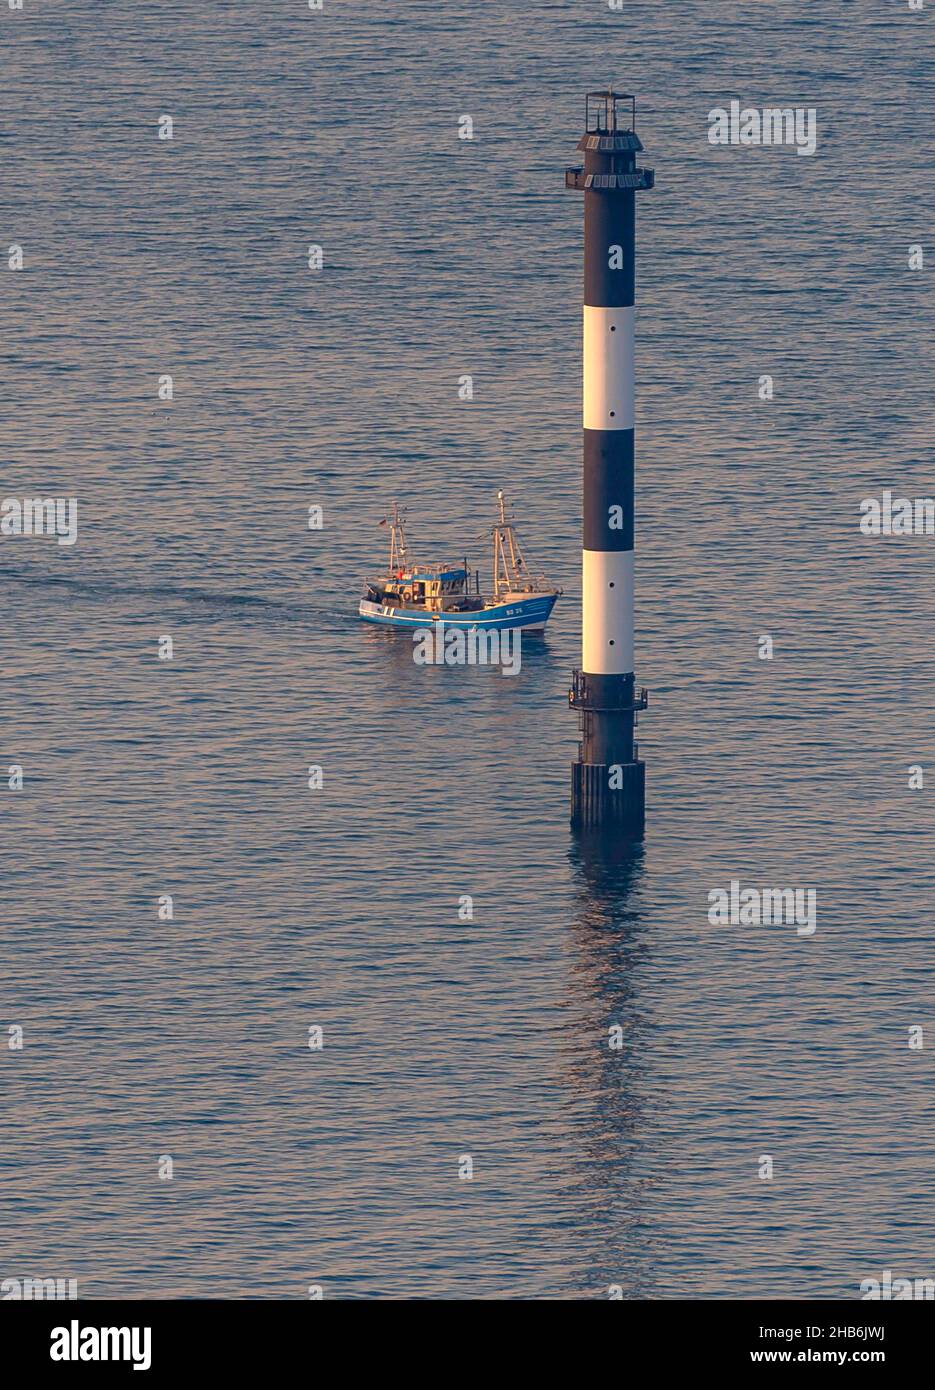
[585,90,636,135]
[568,670,648,713]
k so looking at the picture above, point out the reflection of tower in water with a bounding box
[566,835,663,1296]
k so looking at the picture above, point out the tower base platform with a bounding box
[571,759,645,836]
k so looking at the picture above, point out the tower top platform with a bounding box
[585,91,636,135]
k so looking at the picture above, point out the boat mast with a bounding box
[388,502,408,574]
[493,490,530,597]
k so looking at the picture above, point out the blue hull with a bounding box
[359,593,557,632]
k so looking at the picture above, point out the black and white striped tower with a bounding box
[567,91,654,834]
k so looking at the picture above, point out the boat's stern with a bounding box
[359,597,388,623]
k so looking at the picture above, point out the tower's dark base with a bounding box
[571,759,645,836]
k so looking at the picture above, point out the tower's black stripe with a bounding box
[583,428,634,551]
[584,191,635,308]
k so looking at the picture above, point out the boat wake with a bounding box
[0,566,355,635]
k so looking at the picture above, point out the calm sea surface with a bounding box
[2,1,933,1298]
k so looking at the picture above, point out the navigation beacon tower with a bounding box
[566,91,654,835]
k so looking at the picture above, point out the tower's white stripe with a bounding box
[583,304,634,431]
[582,548,633,674]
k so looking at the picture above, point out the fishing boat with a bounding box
[359,492,560,632]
